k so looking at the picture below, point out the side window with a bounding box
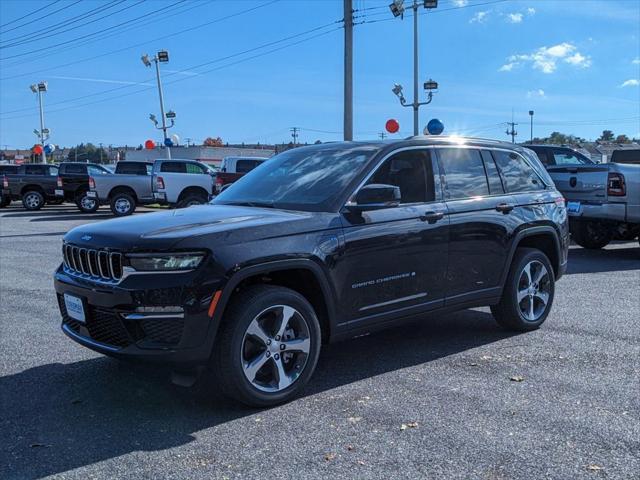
[533,150,552,166]
[552,149,590,165]
[24,165,44,175]
[236,160,257,173]
[88,165,107,175]
[366,150,433,204]
[65,164,86,174]
[438,148,489,200]
[160,162,187,173]
[480,150,505,195]
[493,150,545,192]
[48,166,58,176]
[186,163,205,174]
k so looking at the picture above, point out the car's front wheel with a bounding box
[212,285,321,407]
[491,248,555,331]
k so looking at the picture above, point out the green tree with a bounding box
[598,130,614,142]
[67,143,107,163]
[614,134,631,144]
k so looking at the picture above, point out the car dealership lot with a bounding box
[1,204,638,480]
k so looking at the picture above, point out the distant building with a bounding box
[125,145,274,166]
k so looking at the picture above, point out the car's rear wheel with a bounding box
[571,220,612,249]
[178,194,207,209]
[76,191,99,213]
[110,192,135,216]
[211,285,321,407]
[22,190,44,210]
[491,248,555,331]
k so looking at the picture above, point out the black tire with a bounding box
[109,192,136,216]
[491,248,555,331]
[22,190,45,210]
[75,191,99,213]
[211,285,322,407]
[571,220,612,249]
[177,194,207,209]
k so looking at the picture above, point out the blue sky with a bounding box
[0,0,638,149]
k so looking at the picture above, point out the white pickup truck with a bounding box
[90,159,214,216]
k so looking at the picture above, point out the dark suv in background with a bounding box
[54,137,569,406]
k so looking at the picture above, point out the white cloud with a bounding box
[500,42,592,74]
[620,79,640,87]
[527,7,536,15]
[632,58,640,65]
[453,0,468,6]
[506,13,523,23]
[527,89,546,98]
[50,75,154,86]
[469,11,489,23]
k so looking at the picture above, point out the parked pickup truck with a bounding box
[0,164,19,207]
[57,162,112,213]
[90,159,214,216]
[527,145,640,248]
[1,163,60,210]
[214,156,268,194]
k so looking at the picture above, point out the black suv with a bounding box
[54,137,569,406]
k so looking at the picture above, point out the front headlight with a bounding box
[127,252,205,271]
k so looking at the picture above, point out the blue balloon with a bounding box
[44,144,55,154]
[164,137,173,147]
[427,119,444,135]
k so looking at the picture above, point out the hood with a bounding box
[64,205,334,251]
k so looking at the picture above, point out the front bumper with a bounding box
[54,265,223,366]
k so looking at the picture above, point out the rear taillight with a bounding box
[215,176,223,185]
[156,176,165,190]
[2,175,7,188]
[88,177,95,189]
[554,197,565,208]
[607,172,626,196]
[57,176,63,188]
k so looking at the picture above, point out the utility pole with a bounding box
[343,0,353,141]
[142,51,174,159]
[379,132,387,139]
[290,127,299,146]
[30,82,49,163]
[529,110,534,143]
[506,121,518,144]
[186,137,192,147]
[390,1,439,136]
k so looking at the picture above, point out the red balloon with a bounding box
[33,144,43,155]
[144,139,156,150]
[385,119,399,134]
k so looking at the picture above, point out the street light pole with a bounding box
[529,110,534,143]
[153,58,170,159]
[142,51,174,159]
[343,0,353,141]
[412,1,419,136]
[30,82,49,163]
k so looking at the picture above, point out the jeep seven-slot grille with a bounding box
[63,243,122,281]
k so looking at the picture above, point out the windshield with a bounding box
[213,144,380,212]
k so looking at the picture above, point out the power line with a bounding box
[0,0,132,49]
[0,0,186,61]
[0,0,82,35]
[0,0,271,78]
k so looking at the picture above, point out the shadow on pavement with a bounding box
[566,244,639,275]
[0,310,514,479]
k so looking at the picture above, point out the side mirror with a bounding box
[346,184,401,212]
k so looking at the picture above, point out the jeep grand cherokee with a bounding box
[54,137,569,406]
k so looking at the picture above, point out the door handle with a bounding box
[420,211,444,224]
[495,203,514,214]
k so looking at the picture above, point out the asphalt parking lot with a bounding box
[1,203,638,480]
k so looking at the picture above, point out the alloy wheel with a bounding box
[241,305,311,392]
[25,193,41,208]
[114,198,131,214]
[81,195,97,210]
[517,260,551,322]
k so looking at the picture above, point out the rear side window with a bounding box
[88,165,108,175]
[64,164,86,174]
[438,148,489,200]
[186,163,205,174]
[532,149,552,166]
[24,165,45,175]
[236,159,261,173]
[160,162,187,173]
[116,162,149,175]
[492,151,545,193]
[480,151,504,195]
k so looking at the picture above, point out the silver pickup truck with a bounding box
[526,145,640,249]
[89,159,214,216]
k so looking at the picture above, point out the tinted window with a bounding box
[438,148,489,199]
[48,166,58,176]
[553,149,592,165]
[186,163,205,174]
[367,150,433,204]
[0,165,18,174]
[214,145,378,212]
[160,162,187,173]
[88,165,108,175]
[532,149,552,166]
[24,165,45,175]
[236,159,261,173]
[493,151,545,192]
[480,150,505,195]
[64,164,86,174]
[116,162,149,175]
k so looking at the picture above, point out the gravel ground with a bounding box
[1,203,639,480]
